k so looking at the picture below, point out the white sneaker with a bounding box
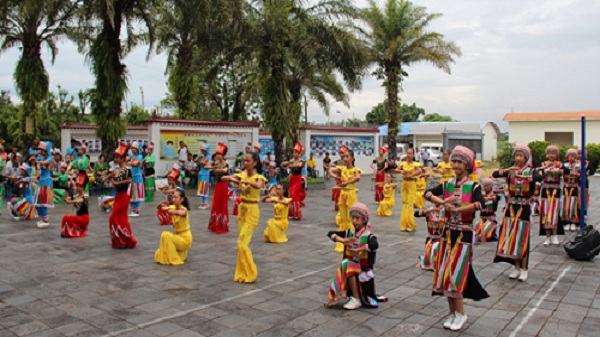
[12,216,21,221]
[105,209,111,213]
[563,225,570,232]
[37,221,50,229]
[450,312,467,331]
[343,297,362,310]
[570,224,577,231]
[443,312,455,329]
[508,269,520,279]
[543,237,551,246]
[128,212,139,217]
[518,270,528,282]
[551,235,559,245]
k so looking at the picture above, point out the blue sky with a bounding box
[1,0,599,131]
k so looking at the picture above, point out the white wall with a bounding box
[60,127,149,162]
[508,120,600,146]
[482,122,498,160]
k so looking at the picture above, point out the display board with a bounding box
[159,130,251,160]
[309,135,375,157]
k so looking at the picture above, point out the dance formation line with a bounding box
[1,140,589,332]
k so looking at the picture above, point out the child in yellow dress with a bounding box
[154,189,192,265]
[394,148,423,232]
[433,150,454,184]
[376,174,397,217]
[262,185,291,243]
[414,169,430,209]
[222,152,267,283]
[329,146,362,252]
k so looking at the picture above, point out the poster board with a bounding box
[309,135,375,157]
[159,130,251,160]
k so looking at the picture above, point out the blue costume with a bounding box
[34,142,55,225]
[129,151,145,213]
[197,144,211,207]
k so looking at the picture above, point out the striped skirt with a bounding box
[540,187,561,230]
[433,228,489,300]
[128,182,145,202]
[474,217,497,242]
[34,185,54,208]
[419,236,440,271]
[197,180,210,197]
[9,197,37,220]
[561,185,579,223]
[98,195,115,211]
[326,259,381,308]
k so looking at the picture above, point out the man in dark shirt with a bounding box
[322,152,332,179]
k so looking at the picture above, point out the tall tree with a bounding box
[423,112,454,122]
[0,0,81,150]
[366,101,426,125]
[361,0,461,159]
[246,0,368,160]
[75,0,155,159]
[155,0,244,119]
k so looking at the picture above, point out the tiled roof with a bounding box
[147,117,259,128]
[301,125,379,133]
[503,111,600,121]
[61,122,147,130]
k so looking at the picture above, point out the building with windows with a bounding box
[504,110,599,146]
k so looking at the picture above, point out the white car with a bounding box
[400,149,442,167]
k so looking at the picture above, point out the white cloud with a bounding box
[1,0,599,133]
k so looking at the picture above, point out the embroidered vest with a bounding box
[563,162,580,185]
[508,168,532,197]
[443,179,476,224]
[542,161,562,184]
[343,229,373,269]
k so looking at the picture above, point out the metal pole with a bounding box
[580,115,586,229]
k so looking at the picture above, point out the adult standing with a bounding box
[178,140,188,166]
[492,144,540,281]
[128,141,145,217]
[207,142,230,234]
[66,138,79,160]
[222,152,267,283]
[371,145,389,202]
[253,143,263,175]
[34,141,55,228]
[322,152,332,180]
[421,147,430,166]
[109,142,137,249]
[143,144,156,202]
[282,142,305,220]
[424,145,489,331]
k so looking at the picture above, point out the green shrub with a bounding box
[527,140,551,167]
[497,142,515,168]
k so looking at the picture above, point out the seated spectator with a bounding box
[307,153,317,178]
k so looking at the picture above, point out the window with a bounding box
[544,132,573,147]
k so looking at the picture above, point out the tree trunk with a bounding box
[386,63,400,160]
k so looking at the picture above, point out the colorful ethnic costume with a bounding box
[334,165,362,252]
[425,176,489,301]
[373,151,388,202]
[376,183,396,216]
[288,143,306,220]
[398,160,422,232]
[492,145,541,270]
[98,195,115,212]
[538,156,568,237]
[415,206,445,271]
[34,142,55,225]
[129,148,145,213]
[474,179,499,242]
[234,171,268,283]
[109,143,137,249]
[0,154,4,211]
[155,205,192,265]
[326,202,387,309]
[143,150,156,202]
[264,197,292,243]
[562,152,581,227]
[61,194,90,238]
[332,174,342,211]
[197,143,211,208]
[208,145,230,234]
[9,164,37,221]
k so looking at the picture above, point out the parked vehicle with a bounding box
[400,149,442,167]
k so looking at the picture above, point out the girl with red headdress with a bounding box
[109,142,137,249]
[282,142,306,220]
[371,145,388,202]
[207,142,231,234]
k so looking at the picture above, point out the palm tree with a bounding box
[75,0,155,158]
[361,0,461,159]
[246,0,369,159]
[155,0,244,119]
[0,0,81,149]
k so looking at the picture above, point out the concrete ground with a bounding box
[0,176,598,337]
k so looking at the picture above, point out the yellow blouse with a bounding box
[235,171,268,202]
[437,161,454,182]
[168,205,190,233]
[338,166,363,190]
[397,161,422,179]
[383,184,395,198]
[271,197,292,219]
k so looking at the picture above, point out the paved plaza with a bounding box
[0,176,599,337]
